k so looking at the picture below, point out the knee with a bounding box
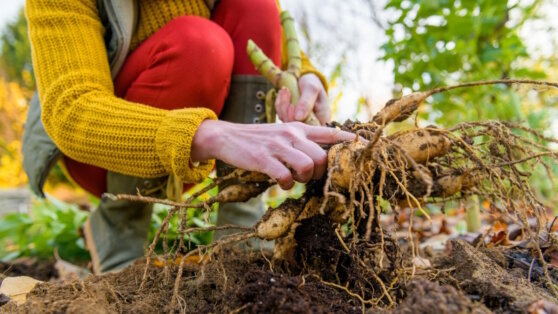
[225,0,280,28]
[167,16,234,76]
[164,16,234,107]
[236,0,279,16]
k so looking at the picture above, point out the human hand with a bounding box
[274,74,330,125]
[191,120,356,189]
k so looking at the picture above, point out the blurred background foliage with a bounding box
[0,0,557,262]
[381,0,556,126]
[380,0,558,200]
[1,10,34,91]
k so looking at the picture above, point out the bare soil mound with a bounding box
[2,236,556,313]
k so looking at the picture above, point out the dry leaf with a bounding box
[0,276,41,305]
[492,221,508,233]
[438,219,452,235]
[488,230,510,247]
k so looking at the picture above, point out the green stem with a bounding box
[246,10,320,126]
[247,39,300,103]
[280,11,302,77]
[466,195,482,233]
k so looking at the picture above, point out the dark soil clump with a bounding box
[2,240,558,313]
[2,252,362,314]
[436,239,557,313]
[2,237,558,313]
[392,280,491,314]
[0,260,58,282]
[294,215,349,280]
[236,269,360,313]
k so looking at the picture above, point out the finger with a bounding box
[295,85,319,121]
[275,88,291,122]
[304,126,357,144]
[275,88,290,121]
[314,91,331,125]
[276,146,315,184]
[287,104,297,121]
[292,139,328,180]
[260,157,294,190]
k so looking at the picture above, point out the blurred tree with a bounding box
[0,8,73,189]
[381,0,548,126]
[381,0,557,202]
[0,78,28,187]
[0,9,34,91]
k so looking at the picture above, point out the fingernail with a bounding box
[295,110,305,120]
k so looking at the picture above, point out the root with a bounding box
[122,76,558,312]
[168,232,255,312]
[372,79,558,126]
[311,274,376,307]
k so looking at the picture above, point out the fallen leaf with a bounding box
[488,230,510,247]
[438,219,452,235]
[492,221,508,233]
[0,276,41,305]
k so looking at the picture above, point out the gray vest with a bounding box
[22,0,217,197]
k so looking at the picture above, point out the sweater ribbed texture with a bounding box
[26,0,215,183]
[131,0,211,50]
[25,0,326,183]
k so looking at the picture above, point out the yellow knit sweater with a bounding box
[25,0,325,183]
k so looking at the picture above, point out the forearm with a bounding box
[27,0,216,182]
[41,83,216,182]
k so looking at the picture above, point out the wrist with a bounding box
[301,71,328,93]
[191,119,221,163]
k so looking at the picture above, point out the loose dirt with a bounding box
[2,227,556,314]
[0,261,58,283]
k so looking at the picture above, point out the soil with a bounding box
[391,280,491,314]
[0,260,58,283]
[436,239,557,313]
[2,227,557,314]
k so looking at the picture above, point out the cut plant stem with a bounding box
[280,11,302,77]
[246,10,320,125]
[247,40,297,99]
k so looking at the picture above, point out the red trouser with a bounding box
[65,0,282,197]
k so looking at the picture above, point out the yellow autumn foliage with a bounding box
[0,78,29,188]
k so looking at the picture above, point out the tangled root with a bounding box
[108,79,558,311]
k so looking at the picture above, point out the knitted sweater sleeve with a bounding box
[25,0,216,183]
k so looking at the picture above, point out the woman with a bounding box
[24,0,355,273]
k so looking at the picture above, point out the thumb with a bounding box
[295,86,319,121]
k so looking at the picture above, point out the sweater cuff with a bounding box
[155,108,217,183]
[300,54,329,93]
